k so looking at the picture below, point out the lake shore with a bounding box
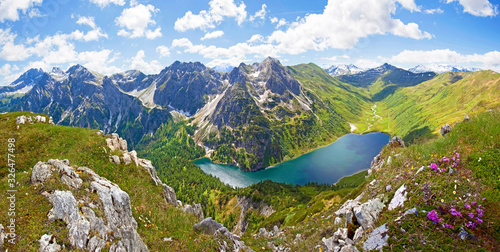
[195,132,390,187]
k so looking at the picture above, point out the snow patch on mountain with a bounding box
[323,64,364,76]
[409,64,481,74]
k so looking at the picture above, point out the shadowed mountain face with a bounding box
[153,61,226,116]
[9,65,170,147]
[0,68,45,96]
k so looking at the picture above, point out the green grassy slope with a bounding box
[288,63,371,123]
[378,70,500,143]
[0,112,219,251]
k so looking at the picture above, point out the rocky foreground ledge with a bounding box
[31,158,148,252]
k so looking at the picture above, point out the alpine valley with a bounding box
[1,57,500,251]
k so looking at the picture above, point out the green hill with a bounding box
[356,70,500,143]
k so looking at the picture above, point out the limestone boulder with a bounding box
[388,184,407,211]
[31,161,53,184]
[440,124,451,136]
[183,203,204,221]
[194,217,224,235]
[363,224,389,251]
[353,198,385,230]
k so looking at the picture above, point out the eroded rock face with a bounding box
[369,154,384,174]
[440,124,452,136]
[39,234,61,252]
[353,198,385,230]
[35,159,148,252]
[16,115,27,124]
[194,217,224,235]
[163,184,178,207]
[183,203,204,221]
[194,218,252,252]
[235,196,275,234]
[106,133,128,152]
[31,161,53,184]
[105,133,183,208]
[363,224,389,251]
[388,184,407,211]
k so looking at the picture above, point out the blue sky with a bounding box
[0,0,499,85]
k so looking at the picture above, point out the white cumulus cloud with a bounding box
[0,0,43,22]
[270,17,287,28]
[77,49,121,75]
[446,0,498,17]
[383,49,500,71]
[115,4,162,39]
[89,0,125,8]
[73,16,108,41]
[267,0,432,55]
[129,50,163,74]
[201,30,224,40]
[0,63,18,75]
[424,8,444,14]
[156,45,170,58]
[249,4,267,22]
[247,34,264,43]
[174,0,247,32]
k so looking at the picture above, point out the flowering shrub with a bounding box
[441,198,486,231]
[450,208,462,217]
[427,210,443,224]
[429,150,461,173]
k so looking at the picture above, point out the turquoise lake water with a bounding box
[194,132,390,188]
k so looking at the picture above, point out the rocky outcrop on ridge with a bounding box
[105,133,178,207]
[16,114,54,127]
[194,217,253,252]
[234,196,275,235]
[31,159,148,251]
[104,132,212,221]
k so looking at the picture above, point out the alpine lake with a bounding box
[194,132,390,188]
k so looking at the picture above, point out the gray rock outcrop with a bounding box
[16,115,49,125]
[194,217,224,235]
[39,234,62,252]
[353,198,385,230]
[104,133,181,208]
[369,154,384,174]
[388,184,407,211]
[106,133,128,152]
[35,159,148,252]
[353,227,364,242]
[440,124,451,136]
[31,161,53,184]
[183,203,204,221]
[194,217,252,251]
[363,224,389,251]
[32,159,82,189]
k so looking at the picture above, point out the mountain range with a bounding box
[1,58,498,171]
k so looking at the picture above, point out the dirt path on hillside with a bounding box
[364,104,383,133]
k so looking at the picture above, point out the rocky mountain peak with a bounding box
[10,68,44,86]
[65,64,98,84]
[248,56,301,96]
[166,61,207,73]
[51,67,64,76]
[375,63,396,72]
